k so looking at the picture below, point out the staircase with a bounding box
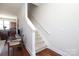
[35,31,47,53]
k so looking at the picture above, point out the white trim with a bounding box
[32,31,36,56]
[36,45,47,53]
[47,46,71,56]
[25,45,32,56]
[25,17,36,31]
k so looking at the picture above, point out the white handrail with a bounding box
[25,17,36,32]
[31,15,50,35]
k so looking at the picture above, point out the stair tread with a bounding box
[36,43,46,50]
[35,40,44,44]
[35,31,47,53]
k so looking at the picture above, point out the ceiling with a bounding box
[0,3,23,16]
[32,3,42,6]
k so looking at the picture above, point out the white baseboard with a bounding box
[47,46,71,56]
[25,46,32,56]
[36,45,47,53]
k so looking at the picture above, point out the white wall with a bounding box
[18,4,25,29]
[29,3,79,56]
[18,4,36,56]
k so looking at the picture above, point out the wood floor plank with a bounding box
[36,48,61,56]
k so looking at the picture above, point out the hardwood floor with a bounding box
[0,44,61,56]
[0,44,30,56]
[36,48,61,56]
[12,47,30,56]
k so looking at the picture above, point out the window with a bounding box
[4,20,10,30]
[0,19,10,30]
[0,20,3,30]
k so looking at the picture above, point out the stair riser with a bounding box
[35,31,47,53]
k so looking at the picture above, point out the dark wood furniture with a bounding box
[8,41,22,56]
[7,35,23,56]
